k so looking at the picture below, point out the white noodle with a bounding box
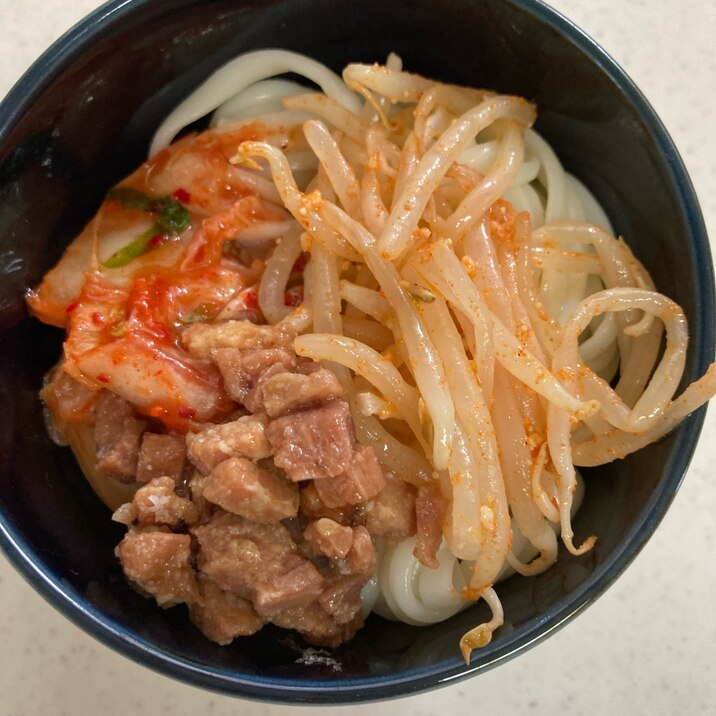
[151,49,361,155]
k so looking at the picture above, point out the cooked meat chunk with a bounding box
[295,359,321,375]
[40,365,98,428]
[186,414,271,474]
[319,574,365,625]
[243,362,293,413]
[312,525,375,626]
[261,368,345,417]
[269,602,363,648]
[111,502,136,526]
[241,348,295,381]
[413,483,448,568]
[108,320,392,650]
[314,445,386,508]
[304,518,353,559]
[266,400,355,481]
[118,530,199,607]
[94,391,147,482]
[341,526,376,579]
[115,476,199,528]
[202,457,299,523]
[365,475,417,538]
[193,513,296,599]
[299,483,355,525]
[253,553,324,616]
[189,575,264,645]
[182,320,293,360]
[194,513,324,616]
[136,433,186,483]
[213,347,296,404]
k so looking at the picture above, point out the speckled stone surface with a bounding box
[1,1,715,714]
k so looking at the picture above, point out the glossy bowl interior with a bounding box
[0,0,713,704]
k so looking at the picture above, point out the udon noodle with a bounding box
[30,50,716,662]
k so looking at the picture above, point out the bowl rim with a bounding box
[0,0,714,704]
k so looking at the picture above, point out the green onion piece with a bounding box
[102,187,191,269]
[103,228,157,269]
[154,196,190,235]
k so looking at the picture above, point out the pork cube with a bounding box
[243,362,293,414]
[202,457,299,523]
[261,368,345,417]
[265,400,355,481]
[40,365,98,427]
[186,414,271,474]
[314,444,386,508]
[299,483,355,526]
[118,530,199,607]
[342,526,376,579]
[182,320,293,360]
[189,575,264,645]
[365,475,417,539]
[136,433,186,483]
[268,601,336,643]
[303,518,354,559]
[319,574,365,625]
[268,602,361,648]
[253,554,324,616]
[115,476,198,528]
[94,391,147,482]
[193,513,295,599]
[213,347,296,404]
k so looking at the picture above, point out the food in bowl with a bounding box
[27,50,716,662]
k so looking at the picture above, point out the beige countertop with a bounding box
[1,1,715,714]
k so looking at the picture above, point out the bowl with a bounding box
[0,0,713,704]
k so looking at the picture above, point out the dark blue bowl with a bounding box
[0,0,713,704]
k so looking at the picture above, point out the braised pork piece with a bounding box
[41,320,442,647]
